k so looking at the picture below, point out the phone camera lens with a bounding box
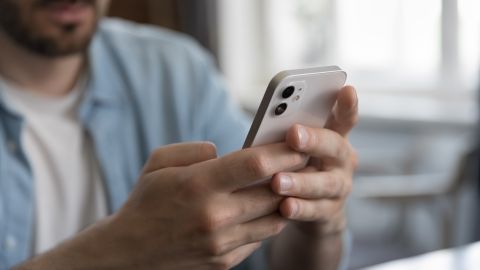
[275,103,288,116]
[282,86,295,99]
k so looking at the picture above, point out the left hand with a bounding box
[270,85,358,235]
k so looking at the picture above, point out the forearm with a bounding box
[13,242,99,270]
[13,217,126,270]
[269,222,344,270]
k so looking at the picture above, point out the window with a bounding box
[218,0,480,107]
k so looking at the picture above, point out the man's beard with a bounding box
[0,0,99,57]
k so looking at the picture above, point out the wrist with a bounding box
[293,211,347,239]
[271,214,346,270]
[13,216,120,270]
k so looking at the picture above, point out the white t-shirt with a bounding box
[0,78,107,255]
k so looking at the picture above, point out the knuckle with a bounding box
[142,148,163,172]
[177,171,206,198]
[198,206,230,233]
[324,174,339,196]
[205,235,227,256]
[235,202,250,220]
[145,168,177,190]
[245,153,271,178]
[198,142,218,158]
[199,212,220,233]
[138,169,156,185]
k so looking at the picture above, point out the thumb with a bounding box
[324,85,359,137]
[142,142,217,174]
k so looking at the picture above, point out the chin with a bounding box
[0,0,102,57]
[29,15,98,56]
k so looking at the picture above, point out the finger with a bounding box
[198,143,307,191]
[228,185,283,224]
[236,214,287,245]
[324,85,358,137]
[210,242,262,270]
[142,142,217,173]
[279,197,343,222]
[286,125,352,165]
[271,170,351,199]
[209,214,286,256]
[192,185,282,233]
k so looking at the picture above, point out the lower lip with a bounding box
[44,2,92,24]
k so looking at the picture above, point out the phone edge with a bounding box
[242,66,345,148]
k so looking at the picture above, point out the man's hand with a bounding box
[17,141,308,270]
[271,85,357,232]
[269,85,358,270]
[102,141,310,269]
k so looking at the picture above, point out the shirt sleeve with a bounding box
[188,48,250,156]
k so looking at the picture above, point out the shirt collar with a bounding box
[84,29,129,107]
[77,26,131,123]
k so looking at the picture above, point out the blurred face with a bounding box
[0,0,109,57]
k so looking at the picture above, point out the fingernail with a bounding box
[297,126,309,149]
[279,174,293,193]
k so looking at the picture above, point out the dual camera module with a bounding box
[274,86,297,116]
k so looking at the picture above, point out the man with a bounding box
[0,0,358,269]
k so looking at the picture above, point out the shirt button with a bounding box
[7,140,17,154]
[4,235,17,251]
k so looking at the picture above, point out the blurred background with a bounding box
[109,0,479,269]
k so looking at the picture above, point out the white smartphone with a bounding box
[243,66,347,149]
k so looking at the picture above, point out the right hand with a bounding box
[98,141,307,270]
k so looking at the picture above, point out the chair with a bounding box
[353,148,478,249]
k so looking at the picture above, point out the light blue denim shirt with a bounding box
[0,18,350,270]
